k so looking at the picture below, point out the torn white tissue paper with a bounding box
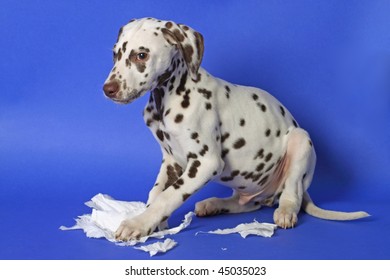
[196,220,277,238]
[134,238,177,257]
[60,193,194,255]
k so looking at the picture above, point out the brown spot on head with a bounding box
[122,41,128,53]
[183,44,194,64]
[173,29,185,42]
[165,21,173,29]
[117,48,123,61]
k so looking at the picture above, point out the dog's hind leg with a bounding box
[273,127,316,228]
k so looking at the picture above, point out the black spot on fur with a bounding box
[122,41,128,53]
[221,132,230,143]
[221,148,229,158]
[280,106,286,117]
[182,193,191,201]
[187,152,198,160]
[221,176,233,182]
[165,165,178,189]
[265,129,271,137]
[188,160,201,178]
[240,119,246,126]
[181,90,191,108]
[254,149,264,159]
[163,131,171,140]
[198,88,212,99]
[233,138,246,149]
[156,129,164,141]
[176,71,187,95]
[175,114,184,123]
[265,153,273,162]
[257,102,267,112]
[256,163,265,172]
[199,145,209,156]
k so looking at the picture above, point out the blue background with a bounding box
[1,0,389,259]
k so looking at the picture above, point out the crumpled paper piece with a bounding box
[134,238,177,257]
[60,193,277,256]
[196,220,277,238]
[60,193,194,255]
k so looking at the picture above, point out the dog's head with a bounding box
[103,18,204,104]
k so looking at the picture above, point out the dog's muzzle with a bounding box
[103,80,120,99]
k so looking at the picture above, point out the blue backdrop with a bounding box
[0,0,389,259]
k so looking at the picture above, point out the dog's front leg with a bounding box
[115,155,224,241]
[146,153,183,207]
[145,153,183,230]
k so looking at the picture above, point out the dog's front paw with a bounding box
[115,218,153,241]
[273,207,298,229]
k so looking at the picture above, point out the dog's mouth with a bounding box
[108,89,144,105]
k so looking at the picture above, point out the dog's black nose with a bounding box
[103,80,120,98]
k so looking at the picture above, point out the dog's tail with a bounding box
[302,192,370,221]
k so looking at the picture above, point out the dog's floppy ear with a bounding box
[162,22,204,81]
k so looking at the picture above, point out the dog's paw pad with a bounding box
[273,207,298,229]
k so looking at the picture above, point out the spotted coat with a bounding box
[103,18,369,241]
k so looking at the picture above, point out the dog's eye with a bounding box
[137,52,148,61]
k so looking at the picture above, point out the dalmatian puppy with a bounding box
[102,18,369,241]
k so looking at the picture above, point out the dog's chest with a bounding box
[143,95,189,165]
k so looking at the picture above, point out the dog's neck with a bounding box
[151,55,190,114]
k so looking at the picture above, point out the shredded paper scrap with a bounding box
[196,220,277,238]
[60,193,277,256]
